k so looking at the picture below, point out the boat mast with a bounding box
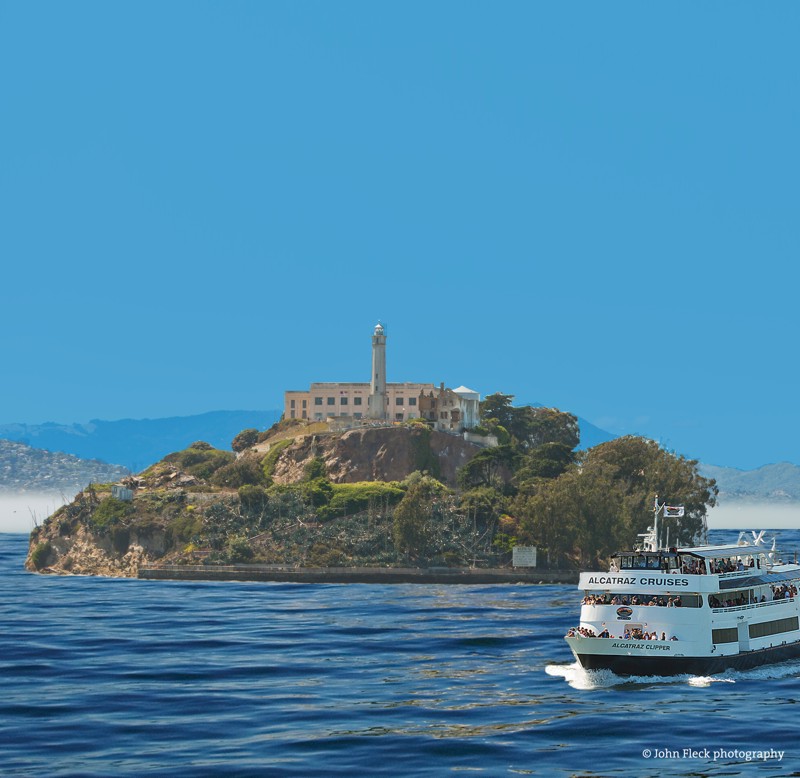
[653,494,661,550]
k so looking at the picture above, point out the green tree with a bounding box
[523,407,579,450]
[514,436,717,567]
[479,394,579,452]
[515,442,576,484]
[458,486,507,527]
[457,445,518,490]
[392,479,440,558]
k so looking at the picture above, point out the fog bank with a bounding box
[708,502,800,530]
[0,493,72,534]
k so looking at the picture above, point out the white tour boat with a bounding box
[565,502,800,676]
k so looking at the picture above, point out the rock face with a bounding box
[28,520,166,577]
[271,427,481,487]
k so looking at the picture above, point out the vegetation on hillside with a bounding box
[28,399,718,573]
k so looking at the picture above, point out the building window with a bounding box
[327,397,335,405]
[440,412,447,419]
[340,397,348,405]
[396,398,404,406]
[395,413,404,421]
[354,412,362,419]
[290,399,295,408]
[408,397,417,406]
[290,410,296,418]
[302,411,307,419]
[314,412,323,420]
[302,400,307,408]
[354,397,362,406]
[315,397,323,406]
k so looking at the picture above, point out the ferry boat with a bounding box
[565,502,800,676]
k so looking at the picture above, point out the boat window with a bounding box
[710,582,798,608]
[582,592,701,608]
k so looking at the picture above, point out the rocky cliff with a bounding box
[270,426,480,487]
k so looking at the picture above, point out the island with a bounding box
[25,400,717,584]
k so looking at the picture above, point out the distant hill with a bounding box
[0,440,129,494]
[700,462,800,503]
[0,410,281,471]
[575,416,617,449]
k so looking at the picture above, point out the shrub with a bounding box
[238,485,271,521]
[318,482,405,521]
[30,541,53,570]
[261,438,293,479]
[303,457,327,481]
[307,542,347,567]
[226,535,254,563]
[164,444,236,481]
[166,512,204,547]
[232,428,259,452]
[90,497,134,529]
[211,457,265,488]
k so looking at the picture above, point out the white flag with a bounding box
[664,505,685,518]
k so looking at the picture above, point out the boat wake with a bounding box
[545,659,799,689]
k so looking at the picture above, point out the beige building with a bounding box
[283,324,481,431]
[285,380,437,422]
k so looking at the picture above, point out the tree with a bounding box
[515,442,576,484]
[479,394,579,452]
[480,393,517,431]
[523,408,579,450]
[456,445,519,490]
[392,479,441,558]
[514,436,718,567]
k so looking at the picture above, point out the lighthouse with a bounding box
[367,322,387,419]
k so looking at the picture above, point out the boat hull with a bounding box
[571,640,800,676]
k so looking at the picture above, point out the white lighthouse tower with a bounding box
[367,322,387,419]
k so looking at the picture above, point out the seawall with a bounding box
[138,564,578,585]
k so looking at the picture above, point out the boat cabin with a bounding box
[611,545,764,576]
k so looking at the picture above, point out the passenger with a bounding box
[660,632,666,641]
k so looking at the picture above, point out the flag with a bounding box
[664,505,685,518]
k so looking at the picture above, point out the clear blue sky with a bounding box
[1,2,798,470]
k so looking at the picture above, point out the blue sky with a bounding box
[1,2,798,470]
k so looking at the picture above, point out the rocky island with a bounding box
[25,418,509,578]
[25,395,718,584]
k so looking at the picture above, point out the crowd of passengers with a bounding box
[709,557,755,574]
[566,626,678,641]
[708,583,797,608]
[582,593,682,607]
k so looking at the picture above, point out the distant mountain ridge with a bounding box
[0,410,281,471]
[700,462,800,503]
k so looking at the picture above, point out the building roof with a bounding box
[452,386,480,400]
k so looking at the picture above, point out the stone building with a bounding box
[283,324,481,433]
[418,384,481,433]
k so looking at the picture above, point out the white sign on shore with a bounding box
[512,546,537,568]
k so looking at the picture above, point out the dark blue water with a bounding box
[2,530,799,776]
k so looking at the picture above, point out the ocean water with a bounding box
[2,530,799,777]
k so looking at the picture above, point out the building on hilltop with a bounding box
[283,323,481,434]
